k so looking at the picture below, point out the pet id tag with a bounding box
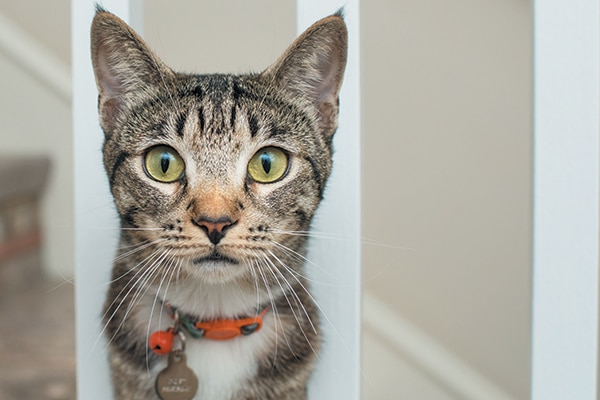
[155,350,199,400]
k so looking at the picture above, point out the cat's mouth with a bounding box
[192,251,239,266]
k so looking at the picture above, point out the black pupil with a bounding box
[261,153,272,174]
[160,153,170,173]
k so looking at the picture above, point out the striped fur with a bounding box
[91,8,346,400]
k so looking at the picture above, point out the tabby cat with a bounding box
[91,7,347,400]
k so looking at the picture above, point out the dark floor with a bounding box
[0,278,76,399]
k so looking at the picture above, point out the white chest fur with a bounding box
[149,315,275,400]
[184,316,275,400]
[140,283,278,400]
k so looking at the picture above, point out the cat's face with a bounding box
[102,74,331,283]
[91,11,347,284]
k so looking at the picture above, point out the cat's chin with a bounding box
[185,255,247,284]
[192,252,239,266]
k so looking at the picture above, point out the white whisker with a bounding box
[270,242,336,285]
[272,228,414,251]
[87,226,164,231]
[266,248,355,359]
[266,250,318,335]
[145,253,178,374]
[251,254,285,366]
[93,248,164,353]
[245,255,262,315]
[103,249,170,351]
[260,253,320,361]
[113,238,167,263]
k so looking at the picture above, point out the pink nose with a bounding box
[194,217,236,244]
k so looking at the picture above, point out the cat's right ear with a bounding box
[263,13,347,140]
[91,10,173,137]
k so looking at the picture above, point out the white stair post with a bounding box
[531,1,599,398]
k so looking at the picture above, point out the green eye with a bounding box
[248,147,288,183]
[144,146,185,183]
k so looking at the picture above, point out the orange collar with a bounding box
[149,303,270,355]
[168,303,269,341]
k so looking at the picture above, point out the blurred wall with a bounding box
[0,0,73,280]
[144,0,295,74]
[0,0,532,398]
[361,0,532,398]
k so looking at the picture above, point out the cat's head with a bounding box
[91,9,347,284]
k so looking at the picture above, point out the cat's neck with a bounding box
[156,278,281,320]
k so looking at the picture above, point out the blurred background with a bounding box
[0,0,531,399]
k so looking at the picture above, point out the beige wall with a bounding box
[362,0,532,398]
[144,0,295,74]
[0,0,532,398]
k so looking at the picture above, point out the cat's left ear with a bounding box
[264,12,348,139]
